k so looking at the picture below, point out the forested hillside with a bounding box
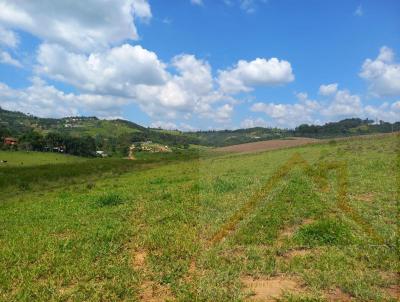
[1,107,399,156]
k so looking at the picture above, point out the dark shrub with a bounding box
[96,193,124,206]
[294,218,353,247]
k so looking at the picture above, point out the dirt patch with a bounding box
[140,281,174,302]
[132,251,175,301]
[279,218,315,239]
[354,193,374,202]
[282,248,314,260]
[51,231,75,240]
[58,283,77,296]
[183,260,199,283]
[325,288,353,301]
[242,275,303,301]
[215,138,319,153]
[385,284,400,300]
[133,251,147,268]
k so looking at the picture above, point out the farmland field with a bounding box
[215,137,319,153]
[0,134,399,301]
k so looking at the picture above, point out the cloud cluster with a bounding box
[0,0,151,51]
[0,25,18,48]
[321,89,363,117]
[240,117,268,128]
[35,38,295,124]
[0,0,298,129]
[319,83,338,96]
[37,43,168,94]
[249,83,400,128]
[251,93,319,128]
[0,50,21,67]
[0,77,129,118]
[360,46,400,97]
[0,0,397,131]
[0,25,21,67]
[218,58,294,94]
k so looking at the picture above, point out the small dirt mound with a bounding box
[140,281,174,302]
[133,251,147,268]
[242,275,303,301]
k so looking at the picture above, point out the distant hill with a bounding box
[0,108,200,156]
[188,118,399,146]
[188,127,290,146]
[0,107,398,156]
[293,118,399,138]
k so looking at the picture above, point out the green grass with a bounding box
[0,151,85,167]
[0,149,201,195]
[0,134,398,301]
[293,218,354,247]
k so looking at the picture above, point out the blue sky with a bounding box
[0,0,399,130]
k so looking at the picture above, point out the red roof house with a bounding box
[4,137,18,146]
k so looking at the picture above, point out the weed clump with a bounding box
[293,218,353,247]
[86,182,95,190]
[96,192,124,206]
[18,181,31,191]
[213,177,236,193]
[149,177,165,185]
[328,139,337,146]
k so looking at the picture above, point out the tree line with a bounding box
[1,130,97,157]
[293,118,400,138]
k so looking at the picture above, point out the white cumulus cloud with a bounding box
[36,47,236,123]
[218,57,294,94]
[0,25,18,48]
[0,77,130,118]
[0,0,151,51]
[359,46,400,97]
[321,89,363,117]
[240,117,268,128]
[0,50,21,67]
[319,83,338,96]
[37,43,168,95]
[150,121,178,130]
[251,101,317,127]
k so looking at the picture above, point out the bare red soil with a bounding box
[215,137,319,153]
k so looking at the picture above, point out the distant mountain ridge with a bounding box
[1,107,399,154]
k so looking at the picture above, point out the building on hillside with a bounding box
[96,150,108,158]
[128,145,136,160]
[4,137,17,146]
[130,142,172,153]
[52,146,65,153]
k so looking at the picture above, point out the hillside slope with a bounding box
[1,107,399,153]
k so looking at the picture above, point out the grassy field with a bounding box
[0,134,398,301]
[0,151,86,167]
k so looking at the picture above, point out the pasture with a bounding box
[0,134,398,301]
[0,151,86,167]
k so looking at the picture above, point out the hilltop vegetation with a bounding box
[1,107,399,156]
[0,134,398,301]
[0,108,200,156]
